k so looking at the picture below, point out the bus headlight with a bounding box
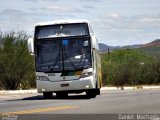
[36,76,49,81]
[80,72,93,78]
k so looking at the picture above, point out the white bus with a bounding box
[28,20,102,98]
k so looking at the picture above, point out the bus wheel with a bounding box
[56,92,68,98]
[43,92,53,99]
[96,81,100,95]
[86,90,97,98]
[96,88,100,95]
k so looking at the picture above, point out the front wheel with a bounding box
[96,88,100,95]
[86,90,97,98]
[43,92,53,99]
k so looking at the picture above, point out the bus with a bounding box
[28,20,102,98]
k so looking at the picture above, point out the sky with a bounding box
[0,0,160,46]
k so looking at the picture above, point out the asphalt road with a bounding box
[0,89,160,120]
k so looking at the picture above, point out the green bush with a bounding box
[0,31,35,90]
[101,49,159,86]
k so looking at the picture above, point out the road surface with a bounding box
[0,89,160,120]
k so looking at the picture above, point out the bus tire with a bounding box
[96,81,100,95]
[43,92,53,99]
[96,88,100,95]
[86,90,97,98]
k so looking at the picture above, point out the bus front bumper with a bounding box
[36,77,95,93]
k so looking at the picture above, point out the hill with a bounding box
[122,44,142,49]
[98,43,119,52]
[99,39,160,55]
[98,43,141,52]
[141,39,160,47]
[138,39,160,56]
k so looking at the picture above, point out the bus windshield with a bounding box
[35,37,92,72]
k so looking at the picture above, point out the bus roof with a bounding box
[36,19,90,26]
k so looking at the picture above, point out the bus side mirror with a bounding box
[27,38,34,55]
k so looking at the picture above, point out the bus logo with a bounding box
[48,73,55,76]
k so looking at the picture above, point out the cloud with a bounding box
[90,14,160,45]
[80,0,102,2]
[139,16,160,23]
[0,9,47,33]
[41,6,84,13]
[83,5,95,9]
[0,7,80,34]
[23,0,37,2]
[24,0,59,2]
[0,9,47,18]
[42,0,58,2]
[0,9,22,15]
[94,14,160,31]
[107,13,119,18]
[27,8,39,11]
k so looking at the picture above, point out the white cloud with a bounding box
[80,0,102,2]
[83,5,95,9]
[24,0,37,2]
[0,9,23,16]
[90,14,160,45]
[139,16,160,23]
[107,13,119,18]
[27,8,39,11]
[41,5,84,13]
[42,0,58,1]
[0,9,47,33]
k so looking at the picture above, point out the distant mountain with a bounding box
[141,39,160,48]
[99,39,160,55]
[122,44,142,49]
[139,39,160,55]
[98,43,120,52]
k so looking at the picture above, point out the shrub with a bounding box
[101,49,158,86]
[0,31,35,90]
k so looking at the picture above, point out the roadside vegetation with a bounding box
[0,31,35,90]
[101,49,160,86]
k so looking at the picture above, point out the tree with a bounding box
[0,31,35,90]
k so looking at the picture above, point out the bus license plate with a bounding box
[61,84,69,87]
